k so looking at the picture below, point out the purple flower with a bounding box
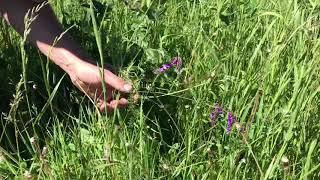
[170,57,182,70]
[159,63,172,72]
[153,57,183,74]
[153,63,172,74]
[209,104,238,134]
[210,104,223,126]
[226,112,235,134]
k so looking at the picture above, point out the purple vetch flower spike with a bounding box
[210,104,223,126]
[226,112,235,134]
[209,110,217,126]
[170,57,182,70]
[153,63,173,74]
[153,57,182,74]
[159,64,172,72]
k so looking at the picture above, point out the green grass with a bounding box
[1,0,320,179]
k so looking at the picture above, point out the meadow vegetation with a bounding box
[0,0,320,179]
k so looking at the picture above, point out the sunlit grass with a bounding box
[0,0,320,179]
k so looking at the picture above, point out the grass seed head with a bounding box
[133,93,141,104]
[30,137,36,144]
[0,151,5,162]
[281,156,290,172]
[24,171,32,180]
[41,146,48,158]
[235,122,246,134]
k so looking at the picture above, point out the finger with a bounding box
[79,81,114,102]
[94,85,113,102]
[103,70,132,93]
[99,98,129,112]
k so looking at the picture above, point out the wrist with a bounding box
[51,47,91,77]
[36,39,91,76]
[56,48,78,75]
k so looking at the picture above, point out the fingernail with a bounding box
[124,83,132,92]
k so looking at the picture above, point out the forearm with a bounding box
[0,0,132,111]
[0,0,89,74]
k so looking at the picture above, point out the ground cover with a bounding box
[0,0,320,179]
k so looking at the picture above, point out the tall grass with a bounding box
[0,0,320,179]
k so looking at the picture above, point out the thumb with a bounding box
[103,70,132,93]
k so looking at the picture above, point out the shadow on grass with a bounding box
[143,95,181,153]
[138,65,183,153]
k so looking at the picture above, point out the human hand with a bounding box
[68,60,132,112]
[0,0,133,111]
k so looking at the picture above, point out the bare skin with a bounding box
[0,0,132,112]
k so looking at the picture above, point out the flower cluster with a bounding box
[226,112,235,134]
[154,57,182,74]
[155,58,237,134]
[209,104,236,134]
[209,104,223,126]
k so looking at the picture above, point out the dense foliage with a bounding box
[0,0,320,179]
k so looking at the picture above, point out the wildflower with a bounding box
[170,56,182,69]
[209,104,223,126]
[208,104,238,135]
[154,56,183,74]
[158,63,172,73]
[226,112,235,134]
